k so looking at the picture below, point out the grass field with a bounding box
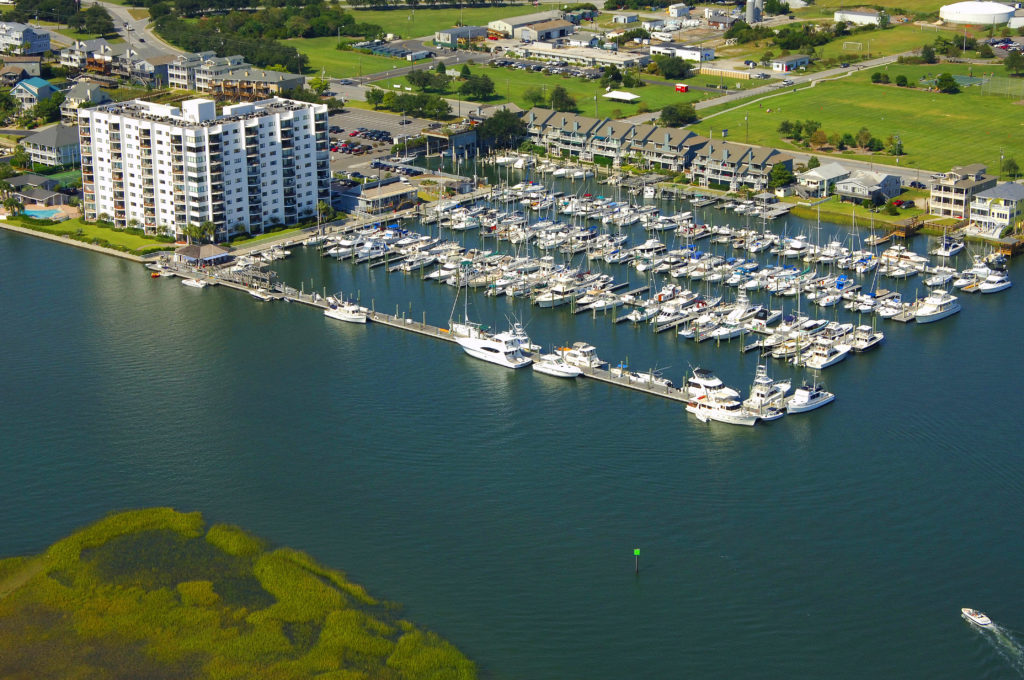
[376,65,716,116]
[348,5,552,39]
[783,190,929,227]
[794,0,945,13]
[689,62,1023,172]
[285,37,428,77]
[11,216,176,251]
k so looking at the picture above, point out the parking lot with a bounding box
[327,108,433,174]
[489,57,601,80]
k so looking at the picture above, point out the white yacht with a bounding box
[324,299,369,324]
[686,395,760,426]
[800,339,852,370]
[742,364,791,420]
[915,289,961,323]
[961,608,992,627]
[181,278,208,289]
[785,382,835,413]
[850,325,884,353]
[931,236,965,258]
[978,271,1012,294]
[557,342,608,369]
[685,367,740,401]
[456,332,533,369]
[532,353,583,378]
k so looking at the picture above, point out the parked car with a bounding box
[349,131,359,136]
[909,181,926,189]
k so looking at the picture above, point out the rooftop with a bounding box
[976,182,1024,201]
[84,97,322,128]
[360,183,418,200]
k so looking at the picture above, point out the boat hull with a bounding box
[915,304,961,324]
[786,393,835,414]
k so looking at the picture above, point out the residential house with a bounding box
[835,170,901,204]
[22,124,82,167]
[770,54,810,72]
[690,141,793,190]
[487,11,563,37]
[969,182,1024,235]
[637,126,706,171]
[60,81,112,125]
[0,64,26,85]
[929,164,998,218]
[433,26,488,49]
[8,173,60,192]
[612,13,639,24]
[60,38,111,70]
[515,19,575,41]
[166,51,218,89]
[14,185,68,206]
[0,21,49,55]
[206,68,305,100]
[11,76,57,110]
[833,9,885,26]
[3,55,40,76]
[796,162,851,197]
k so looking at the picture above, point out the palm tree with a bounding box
[0,181,13,200]
[3,196,24,217]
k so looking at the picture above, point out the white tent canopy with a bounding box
[602,90,641,102]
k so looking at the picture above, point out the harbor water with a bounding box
[2,171,1023,679]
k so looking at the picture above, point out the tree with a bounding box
[871,71,882,83]
[659,102,698,126]
[476,108,526,149]
[764,0,789,14]
[600,64,622,87]
[405,69,433,91]
[978,43,994,58]
[884,200,899,215]
[434,61,446,74]
[523,86,546,107]
[366,88,386,109]
[459,64,471,79]
[855,126,872,149]
[921,44,937,64]
[651,55,691,80]
[317,200,335,222]
[806,155,820,169]
[183,221,215,244]
[1003,157,1020,178]
[620,68,644,88]
[867,137,884,152]
[895,74,908,87]
[548,86,576,112]
[886,135,904,156]
[1005,50,1024,76]
[809,129,828,147]
[309,73,330,96]
[768,163,795,189]
[458,74,494,99]
[935,72,959,94]
[3,196,23,216]
[10,145,29,170]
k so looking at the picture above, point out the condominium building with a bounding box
[929,164,997,219]
[80,97,330,240]
[0,21,49,55]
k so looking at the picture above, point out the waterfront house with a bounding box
[969,182,1024,236]
[3,54,40,76]
[796,162,851,197]
[11,76,57,110]
[929,164,997,219]
[0,65,27,86]
[835,170,901,204]
[22,124,81,167]
[0,21,49,54]
[13,185,67,206]
[356,182,419,214]
[174,243,233,266]
[690,140,793,191]
[8,173,60,192]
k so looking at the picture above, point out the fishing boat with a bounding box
[850,325,884,353]
[742,363,791,418]
[785,382,835,413]
[961,608,992,627]
[532,353,582,378]
[915,289,961,323]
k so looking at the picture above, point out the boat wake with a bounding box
[971,622,1024,677]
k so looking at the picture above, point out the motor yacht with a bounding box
[181,278,208,289]
[978,271,1012,294]
[915,289,961,323]
[850,325,885,353]
[785,382,835,413]
[685,367,740,401]
[324,299,369,324]
[742,364,791,415]
[532,353,582,378]
[800,339,852,370]
[456,331,533,369]
[686,395,759,426]
[557,342,608,369]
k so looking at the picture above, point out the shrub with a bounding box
[206,524,266,557]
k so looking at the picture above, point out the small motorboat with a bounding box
[532,354,583,379]
[182,278,208,289]
[961,608,992,627]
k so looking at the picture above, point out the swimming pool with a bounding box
[24,208,65,220]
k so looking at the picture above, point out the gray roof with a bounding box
[800,162,850,182]
[175,243,233,260]
[16,186,61,201]
[976,182,1024,201]
[23,124,80,149]
[65,81,110,103]
[8,173,57,188]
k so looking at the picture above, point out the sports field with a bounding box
[690,63,1022,172]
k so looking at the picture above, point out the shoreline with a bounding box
[0,222,151,263]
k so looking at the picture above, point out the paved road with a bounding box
[82,0,184,58]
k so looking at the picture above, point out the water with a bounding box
[2,186,1024,679]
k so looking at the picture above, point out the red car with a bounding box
[349,131,359,136]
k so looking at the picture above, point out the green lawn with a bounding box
[285,37,424,77]
[784,191,927,227]
[227,225,306,246]
[689,62,1023,172]
[348,5,552,39]
[794,0,945,13]
[376,66,717,117]
[11,216,175,252]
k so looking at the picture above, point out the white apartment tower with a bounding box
[79,97,330,240]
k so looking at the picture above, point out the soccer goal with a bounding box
[842,41,863,51]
